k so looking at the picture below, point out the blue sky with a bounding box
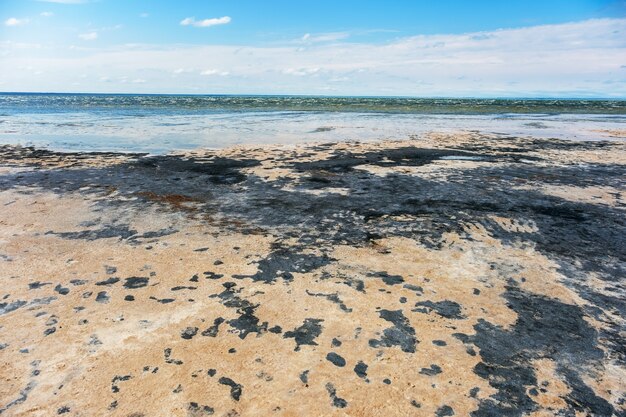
[1,0,625,96]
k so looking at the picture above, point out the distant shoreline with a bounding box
[2,91,626,101]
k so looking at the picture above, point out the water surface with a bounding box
[1,94,624,153]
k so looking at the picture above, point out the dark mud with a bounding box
[0,136,624,415]
[469,285,615,416]
[368,309,418,353]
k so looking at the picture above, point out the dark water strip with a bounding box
[1,93,624,115]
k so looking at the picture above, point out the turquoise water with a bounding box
[1,93,624,153]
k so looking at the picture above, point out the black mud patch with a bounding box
[413,300,465,320]
[469,286,614,416]
[283,318,324,351]
[369,271,404,286]
[135,155,260,185]
[291,147,485,173]
[325,383,347,408]
[209,283,269,339]
[369,309,417,353]
[228,306,268,339]
[46,224,137,241]
[233,245,333,283]
[306,290,352,312]
[201,317,225,337]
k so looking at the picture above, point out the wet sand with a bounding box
[0,132,625,416]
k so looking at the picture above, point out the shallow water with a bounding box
[1,94,624,153]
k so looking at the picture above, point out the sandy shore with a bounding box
[0,132,624,416]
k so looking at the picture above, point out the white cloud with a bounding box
[4,18,29,27]
[132,78,146,83]
[173,68,193,74]
[40,12,54,17]
[78,32,98,41]
[180,16,231,28]
[201,69,230,76]
[300,32,350,43]
[139,13,149,18]
[283,67,321,76]
[1,18,625,97]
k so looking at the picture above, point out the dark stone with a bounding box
[436,405,455,416]
[123,277,149,289]
[111,375,131,393]
[354,361,368,379]
[419,364,442,376]
[218,377,242,401]
[95,291,110,303]
[54,284,70,295]
[299,370,309,384]
[0,300,27,315]
[96,277,120,286]
[187,402,214,416]
[326,352,346,367]
[268,325,282,334]
[164,348,183,365]
[29,281,50,289]
[181,327,198,340]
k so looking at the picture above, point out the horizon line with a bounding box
[1,91,625,101]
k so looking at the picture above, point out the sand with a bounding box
[0,132,624,416]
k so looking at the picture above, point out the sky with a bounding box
[0,0,625,97]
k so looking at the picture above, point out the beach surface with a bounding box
[0,132,625,416]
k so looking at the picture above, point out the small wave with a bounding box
[524,122,549,129]
[311,126,335,133]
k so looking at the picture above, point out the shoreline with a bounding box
[0,133,625,416]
